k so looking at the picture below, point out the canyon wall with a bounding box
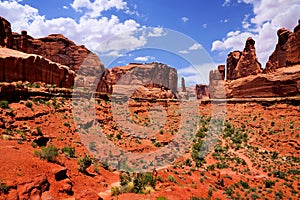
[0,48,75,88]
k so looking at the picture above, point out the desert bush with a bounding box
[264,179,275,188]
[133,172,156,194]
[167,175,177,183]
[0,181,10,194]
[191,140,206,167]
[239,180,249,189]
[34,144,59,162]
[0,100,9,109]
[156,196,168,200]
[62,146,75,158]
[78,154,92,173]
[25,101,33,108]
[111,186,120,196]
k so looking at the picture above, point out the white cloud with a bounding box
[212,0,300,67]
[202,23,207,29]
[221,19,228,23]
[134,56,155,62]
[181,17,189,23]
[222,0,231,7]
[0,0,145,60]
[63,5,68,9]
[71,0,127,18]
[179,43,202,54]
[189,43,202,51]
[179,50,189,54]
[178,63,218,85]
[147,27,166,37]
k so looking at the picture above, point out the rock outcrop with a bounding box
[0,48,75,88]
[195,84,209,99]
[0,17,12,48]
[0,17,99,73]
[208,65,226,99]
[265,20,300,73]
[226,37,262,80]
[97,62,178,94]
[226,65,300,98]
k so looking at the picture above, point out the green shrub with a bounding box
[78,154,92,173]
[34,145,59,162]
[61,146,75,158]
[167,175,177,183]
[156,196,168,200]
[111,186,120,196]
[25,101,33,108]
[264,179,275,188]
[239,180,249,189]
[36,126,42,135]
[133,172,156,194]
[0,100,9,109]
[0,181,10,194]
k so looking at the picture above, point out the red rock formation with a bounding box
[208,66,226,99]
[0,48,75,88]
[195,84,209,99]
[226,65,300,98]
[226,37,262,80]
[265,20,300,73]
[0,17,13,48]
[0,16,99,73]
[97,62,178,94]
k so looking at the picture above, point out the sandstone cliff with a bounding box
[265,20,300,73]
[0,48,75,88]
[226,37,262,80]
[226,65,300,98]
[96,62,178,95]
[0,17,100,73]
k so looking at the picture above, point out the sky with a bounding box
[0,0,299,85]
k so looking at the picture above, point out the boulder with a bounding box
[17,174,50,200]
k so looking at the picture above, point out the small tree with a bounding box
[78,154,92,173]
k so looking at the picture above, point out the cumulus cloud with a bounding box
[147,27,166,37]
[178,63,218,85]
[213,0,300,66]
[189,43,202,51]
[0,0,146,61]
[179,43,202,54]
[134,56,155,62]
[71,0,127,18]
[181,17,189,23]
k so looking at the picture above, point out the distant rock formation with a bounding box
[265,20,300,73]
[195,84,209,99]
[208,65,226,99]
[181,77,186,92]
[0,48,75,88]
[97,62,178,95]
[226,37,262,80]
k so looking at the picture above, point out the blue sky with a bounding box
[0,0,299,85]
